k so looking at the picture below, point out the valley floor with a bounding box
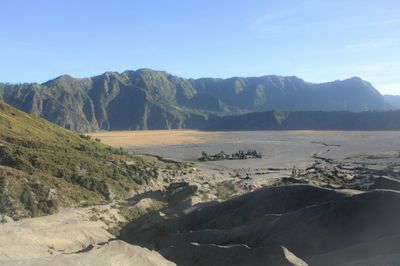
[92,129,400,183]
[3,130,400,265]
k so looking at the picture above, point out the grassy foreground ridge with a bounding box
[0,101,180,219]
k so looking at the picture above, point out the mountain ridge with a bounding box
[205,110,400,131]
[0,69,392,131]
[384,95,400,109]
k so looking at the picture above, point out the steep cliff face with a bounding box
[0,69,390,131]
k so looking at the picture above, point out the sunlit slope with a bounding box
[0,101,173,218]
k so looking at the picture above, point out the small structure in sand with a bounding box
[199,150,262,161]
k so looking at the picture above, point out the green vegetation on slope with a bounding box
[0,69,391,132]
[0,101,181,219]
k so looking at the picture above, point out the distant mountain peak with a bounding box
[43,74,83,86]
[103,71,120,76]
[348,76,363,81]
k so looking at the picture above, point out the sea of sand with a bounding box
[90,130,400,170]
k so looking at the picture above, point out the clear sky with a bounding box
[1,0,399,94]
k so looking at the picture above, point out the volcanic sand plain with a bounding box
[89,130,400,170]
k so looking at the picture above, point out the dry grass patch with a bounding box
[88,130,220,147]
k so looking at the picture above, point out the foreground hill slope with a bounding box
[0,69,390,131]
[120,185,400,266]
[0,207,176,266]
[0,101,177,219]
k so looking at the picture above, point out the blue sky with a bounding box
[1,0,399,94]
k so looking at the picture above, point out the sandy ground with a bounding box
[88,130,220,147]
[120,130,400,169]
[0,207,175,266]
[91,130,400,186]
[14,241,176,266]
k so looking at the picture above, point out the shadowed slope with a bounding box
[120,185,400,265]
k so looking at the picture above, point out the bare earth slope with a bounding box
[0,207,175,266]
[120,185,400,266]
